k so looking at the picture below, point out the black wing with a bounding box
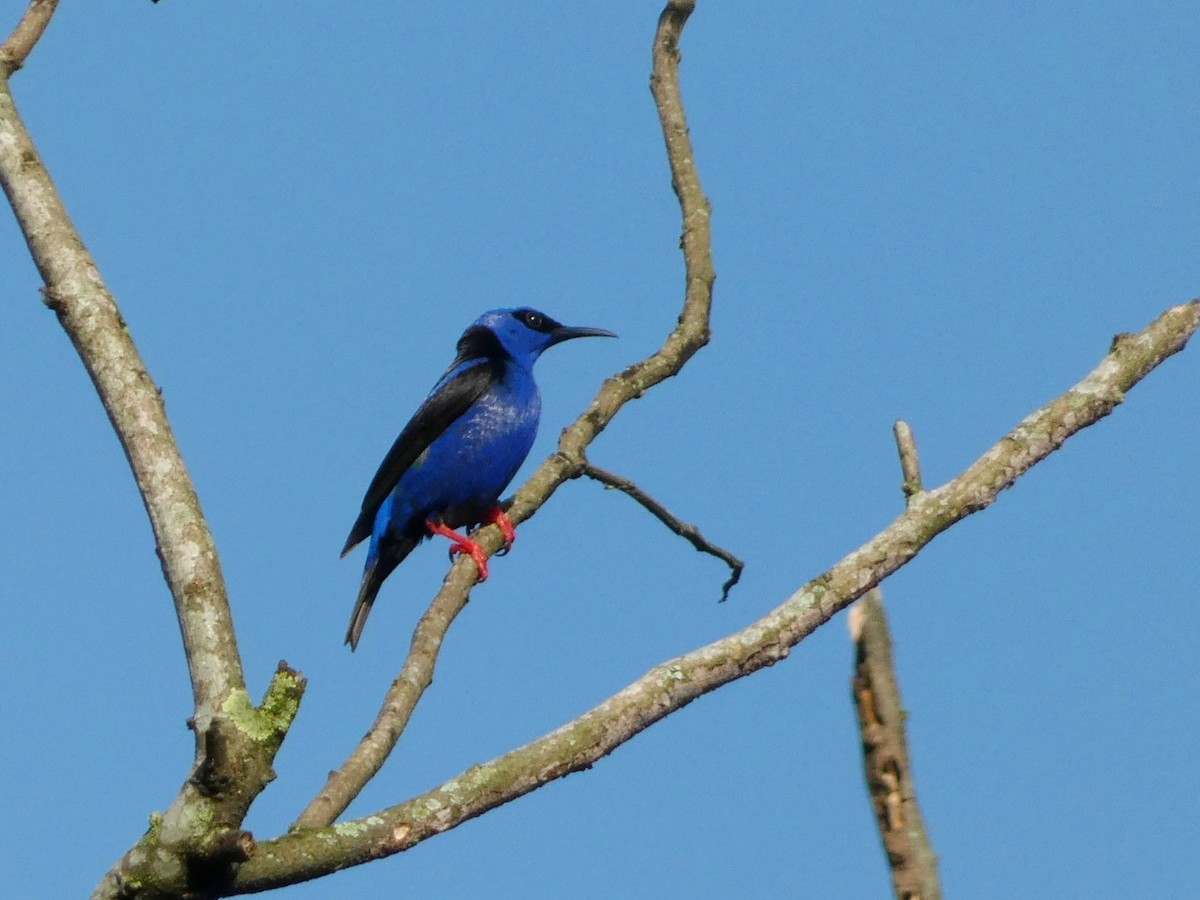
[341,359,496,556]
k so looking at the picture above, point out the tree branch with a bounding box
[291,0,715,830]
[0,0,58,76]
[580,460,743,602]
[291,577,473,830]
[0,19,305,899]
[843,417,939,896]
[236,301,1199,891]
[0,69,241,748]
[93,664,306,900]
[850,590,942,900]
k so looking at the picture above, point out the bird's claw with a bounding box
[444,540,490,581]
[427,519,491,580]
[484,506,517,554]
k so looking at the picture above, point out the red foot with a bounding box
[426,520,491,580]
[485,506,517,554]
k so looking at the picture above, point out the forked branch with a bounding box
[292,0,715,831]
[848,421,940,897]
[238,301,1200,891]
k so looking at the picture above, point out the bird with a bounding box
[341,307,616,650]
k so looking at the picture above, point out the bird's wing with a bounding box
[341,359,497,555]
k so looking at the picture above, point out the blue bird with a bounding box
[342,307,615,649]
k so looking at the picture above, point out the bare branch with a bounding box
[850,590,942,900]
[237,301,1200,891]
[0,71,242,737]
[893,419,924,501]
[581,461,743,602]
[291,585,473,830]
[849,420,938,896]
[0,0,58,76]
[1,86,252,762]
[1,35,304,900]
[291,0,717,830]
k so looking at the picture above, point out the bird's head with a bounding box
[459,308,616,366]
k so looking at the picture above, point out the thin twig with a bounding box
[581,461,743,602]
[236,300,1200,891]
[850,590,942,900]
[291,0,716,830]
[893,419,923,502]
[0,0,58,76]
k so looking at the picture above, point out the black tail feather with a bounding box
[341,513,372,558]
[344,534,419,650]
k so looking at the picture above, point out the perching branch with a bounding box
[580,460,743,602]
[292,0,715,831]
[0,0,57,76]
[236,300,1200,891]
[0,12,305,899]
[6,0,1193,895]
[851,589,942,900]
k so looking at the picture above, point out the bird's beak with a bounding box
[548,324,618,346]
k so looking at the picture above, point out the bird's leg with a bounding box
[484,505,517,556]
[425,520,491,580]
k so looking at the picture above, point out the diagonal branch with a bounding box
[237,300,1200,892]
[0,0,58,76]
[580,460,743,602]
[289,573,474,830]
[292,0,714,831]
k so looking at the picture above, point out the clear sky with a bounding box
[3,3,1198,898]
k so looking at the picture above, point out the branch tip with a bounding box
[582,461,744,603]
[892,419,924,502]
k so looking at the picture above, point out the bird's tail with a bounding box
[345,534,419,651]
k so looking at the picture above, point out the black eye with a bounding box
[512,308,564,334]
[517,310,545,331]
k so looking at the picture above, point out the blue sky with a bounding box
[2,3,1198,897]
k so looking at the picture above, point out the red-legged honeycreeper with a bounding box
[341,308,615,650]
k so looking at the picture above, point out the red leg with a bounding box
[425,520,490,580]
[485,506,517,553]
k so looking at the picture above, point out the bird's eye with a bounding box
[518,310,545,330]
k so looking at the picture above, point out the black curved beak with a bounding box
[548,324,618,346]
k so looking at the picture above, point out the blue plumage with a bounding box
[342,308,615,649]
